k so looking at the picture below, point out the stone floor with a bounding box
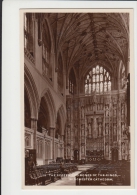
[47,164,95,186]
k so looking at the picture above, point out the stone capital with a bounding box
[31,117,38,121]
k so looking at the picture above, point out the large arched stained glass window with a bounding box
[85,65,111,94]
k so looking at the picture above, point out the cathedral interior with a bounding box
[24,12,130,185]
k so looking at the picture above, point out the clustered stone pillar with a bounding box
[31,117,37,150]
[109,99,112,161]
[50,127,55,160]
[118,98,122,160]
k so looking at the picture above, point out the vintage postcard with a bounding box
[21,8,134,189]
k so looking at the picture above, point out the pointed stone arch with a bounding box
[41,88,56,128]
[24,65,39,119]
[57,105,66,136]
[44,17,56,54]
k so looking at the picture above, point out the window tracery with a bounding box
[85,65,111,94]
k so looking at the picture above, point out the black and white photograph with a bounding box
[23,9,134,188]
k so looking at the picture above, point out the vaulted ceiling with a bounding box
[43,13,129,77]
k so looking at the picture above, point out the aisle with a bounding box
[48,171,81,186]
[47,164,95,186]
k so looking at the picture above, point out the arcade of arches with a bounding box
[24,12,130,165]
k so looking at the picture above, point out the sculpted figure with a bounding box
[122,123,125,134]
[105,105,109,117]
[99,123,102,136]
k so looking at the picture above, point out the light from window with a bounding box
[85,65,111,94]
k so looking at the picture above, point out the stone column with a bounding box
[111,77,115,90]
[108,99,112,160]
[118,98,122,160]
[31,118,37,150]
[42,140,45,164]
[84,114,87,161]
[63,69,67,97]
[42,128,48,163]
[50,127,55,160]
[103,108,106,158]
[49,51,55,80]
[54,53,58,92]
[34,15,42,73]
[93,117,97,139]
[61,135,64,159]
[88,122,92,138]
[31,13,35,58]
[70,129,74,160]
[79,140,81,161]
[128,127,130,160]
[65,126,67,159]
[81,124,85,159]
[126,57,130,77]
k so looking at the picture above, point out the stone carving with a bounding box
[71,130,73,137]
[105,105,109,117]
[81,146,84,154]
[67,147,71,156]
[93,117,97,138]
[82,130,84,136]
[105,142,109,156]
[98,123,102,136]
[100,103,103,110]
[88,123,91,137]
[121,104,125,115]
[67,110,71,121]
[65,90,127,161]
[106,124,109,134]
[121,123,125,135]
[74,126,78,143]
[92,91,96,103]
[67,129,70,137]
